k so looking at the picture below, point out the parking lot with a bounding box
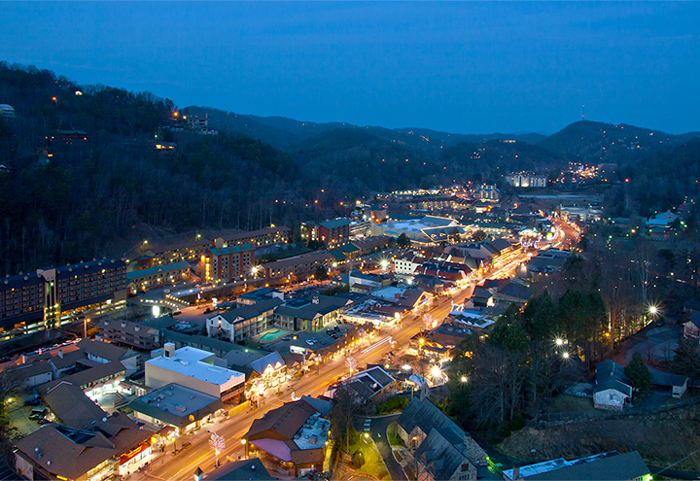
[6,394,47,437]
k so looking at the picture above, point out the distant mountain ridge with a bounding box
[183,106,548,151]
[185,106,698,165]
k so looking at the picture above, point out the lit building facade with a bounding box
[0,259,127,341]
[203,244,255,283]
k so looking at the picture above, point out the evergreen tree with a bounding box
[625,352,652,397]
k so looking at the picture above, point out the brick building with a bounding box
[311,219,350,248]
[204,243,255,283]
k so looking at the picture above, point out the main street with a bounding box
[143,249,532,480]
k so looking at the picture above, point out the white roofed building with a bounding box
[146,344,245,403]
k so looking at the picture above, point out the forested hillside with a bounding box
[0,63,304,275]
[0,62,698,275]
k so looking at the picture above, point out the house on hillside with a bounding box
[682,310,700,343]
[648,367,688,399]
[593,360,632,411]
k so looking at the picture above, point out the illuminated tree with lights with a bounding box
[209,433,225,468]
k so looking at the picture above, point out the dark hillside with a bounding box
[440,139,565,183]
[539,120,680,164]
[292,127,437,196]
[0,63,303,275]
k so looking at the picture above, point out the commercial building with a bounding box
[329,366,398,401]
[15,413,153,481]
[371,215,463,244]
[350,235,391,255]
[310,219,351,248]
[145,344,245,403]
[130,383,225,434]
[227,351,288,402]
[206,298,282,342]
[206,458,275,481]
[506,172,548,188]
[39,360,128,402]
[244,399,331,476]
[126,261,191,293]
[274,295,351,332]
[0,259,127,341]
[132,227,289,267]
[261,252,334,281]
[97,318,161,351]
[203,243,255,283]
[43,382,111,429]
[218,226,290,248]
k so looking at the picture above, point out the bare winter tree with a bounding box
[330,386,362,453]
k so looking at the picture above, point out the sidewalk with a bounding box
[124,416,234,481]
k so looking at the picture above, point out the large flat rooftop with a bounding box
[146,346,244,387]
[131,383,224,426]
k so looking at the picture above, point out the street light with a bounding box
[460,375,468,383]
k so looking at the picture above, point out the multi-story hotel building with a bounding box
[0,259,127,341]
[203,243,255,283]
[134,227,290,267]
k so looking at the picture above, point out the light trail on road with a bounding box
[145,238,571,480]
[361,335,393,354]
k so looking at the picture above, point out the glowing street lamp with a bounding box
[562,352,570,359]
[555,338,564,346]
[460,375,468,383]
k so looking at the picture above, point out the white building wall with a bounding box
[593,389,627,411]
[145,362,220,398]
[394,258,421,275]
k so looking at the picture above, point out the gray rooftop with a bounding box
[129,383,224,428]
[219,298,283,323]
[503,451,650,481]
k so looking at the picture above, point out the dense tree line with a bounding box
[0,63,308,274]
[448,290,605,432]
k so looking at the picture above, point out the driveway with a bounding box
[354,414,407,481]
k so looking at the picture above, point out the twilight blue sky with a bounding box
[1,2,699,134]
